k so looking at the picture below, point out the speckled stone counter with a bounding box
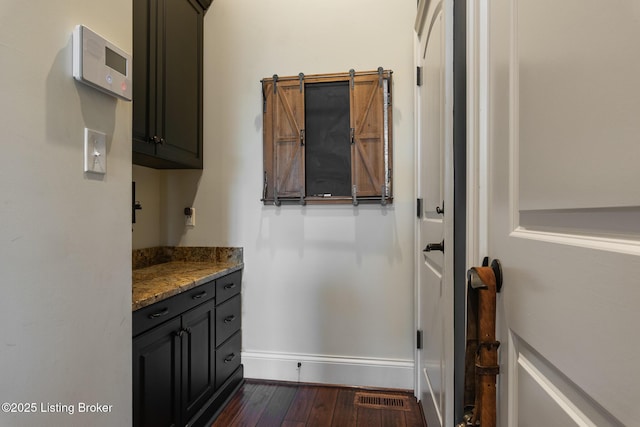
[132,247,243,311]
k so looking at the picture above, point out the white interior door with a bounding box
[415,1,454,425]
[468,1,640,425]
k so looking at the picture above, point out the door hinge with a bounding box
[416,198,423,218]
[417,330,423,349]
[416,66,423,86]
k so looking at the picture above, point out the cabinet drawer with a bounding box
[216,294,241,347]
[215,331,241,389]
[216,270,242,305]
[133,279,216,337]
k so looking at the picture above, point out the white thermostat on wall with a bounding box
[72,25,132,101]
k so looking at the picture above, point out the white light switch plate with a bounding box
[84,128,106,174]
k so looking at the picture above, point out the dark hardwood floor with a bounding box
[211,379,427,427]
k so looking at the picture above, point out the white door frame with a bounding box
[466,0,500,420]
[466,2,489,264]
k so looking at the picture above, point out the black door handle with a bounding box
[423,240,444,252]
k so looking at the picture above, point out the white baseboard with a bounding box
[242,350,415,390]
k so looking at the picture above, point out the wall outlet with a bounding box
[84,128,106,174]
[185,207,195,226]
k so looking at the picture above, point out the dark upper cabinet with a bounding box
[133,0,205,169]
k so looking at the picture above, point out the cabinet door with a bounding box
[132,0,157,156]
[156,0,203,168]
[133,317,181,427]
[181,299,216,424]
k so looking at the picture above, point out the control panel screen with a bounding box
[105,46,127,76]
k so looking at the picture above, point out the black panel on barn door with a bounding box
[304,81,351,197]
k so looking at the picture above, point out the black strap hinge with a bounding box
[261,171,268,202]
[262,82,267,113]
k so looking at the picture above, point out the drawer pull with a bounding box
[224,353,237,363]
[224,315,236,324]
[148,308,169,319]
[192,291,207,300]
[223,283,237,290]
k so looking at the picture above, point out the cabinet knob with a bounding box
[224,353,237,363]
[224,315,236,324]
[148,136,165,145]
[174,328,191,337]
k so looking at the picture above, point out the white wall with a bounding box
[161,0,417,388]
[0,2,132,426]
[132,165,165,249]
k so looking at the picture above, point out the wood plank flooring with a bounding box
[211,379,426,427]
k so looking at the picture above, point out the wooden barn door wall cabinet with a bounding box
[133,270,243,427]
[261,69,393,205]
[132,0,208,169]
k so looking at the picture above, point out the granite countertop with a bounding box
[132,247,243,311]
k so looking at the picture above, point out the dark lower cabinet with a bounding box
[215,331,242,389]
[133,270,243,427]
[133,317,182,427]
[181,300,216,424]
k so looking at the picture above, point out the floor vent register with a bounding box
[354,392,412,411]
